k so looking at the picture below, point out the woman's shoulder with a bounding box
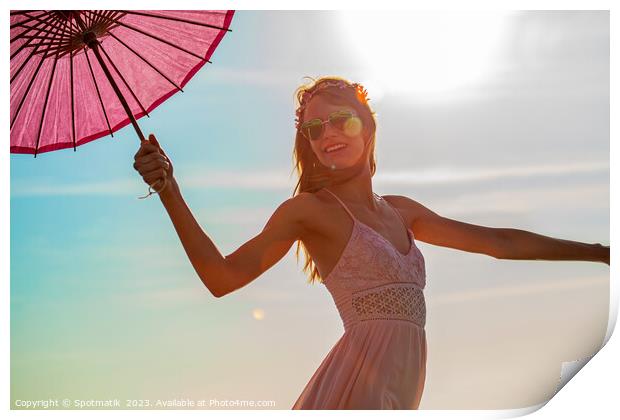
[380,194,434,230]
[289,188,332,206]
[265,193,322,241]
[285,189,334,232]
[290,190,330,213]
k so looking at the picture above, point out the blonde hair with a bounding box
[290,75,378,284]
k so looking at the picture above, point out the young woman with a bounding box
[133,76,610,410]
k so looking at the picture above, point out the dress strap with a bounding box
[322,188,357,222]
[377,194,411,234]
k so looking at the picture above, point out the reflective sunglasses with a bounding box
[300,110,360,141]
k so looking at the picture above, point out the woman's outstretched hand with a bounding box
[133,133,174,191]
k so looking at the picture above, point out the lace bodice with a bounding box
[320,188,427,331]
[352,283,426,328]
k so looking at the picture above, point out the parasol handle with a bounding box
[75,17,162,200]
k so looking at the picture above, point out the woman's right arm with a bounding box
[157,178,232,296]
[134,135,312,297]
[159,181,311,297]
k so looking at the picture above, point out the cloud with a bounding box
[118,285,208,307]
[428,275,607,307]
[10,160,608,197]
[11,178,138,197]
[374,160,608,186]
[435,183,609,217]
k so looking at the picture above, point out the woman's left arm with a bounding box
[492,228,609,265]
[386,195,610,265]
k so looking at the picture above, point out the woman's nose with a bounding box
[322,120,340,138]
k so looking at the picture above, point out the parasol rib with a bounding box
[97,42,150,117]
[11,38,52,85]
[85,10,115,28]
[70,49,76,151]
[10,11,70,78]
[73,12,146,142]
[61,15,77,151]
[11,25,65,44]
[40,14,77,57]
[11,11,65,44]
[84,49,114,138]
[11,34,68,42]
[61,11,82,34]
[10,11,50,29]
[37,12,74,39]
[89,11,208,62]
[83,9,93,27]
[10,11,55,37]
[10,55,45,129]
[11,17,68,129]
[10,12,59,61]
[117,10,233,32]
[10,10,42,16]
[107,31,183,92]
[34,50,60,157]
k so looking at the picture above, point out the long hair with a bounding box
[290,76,378,284]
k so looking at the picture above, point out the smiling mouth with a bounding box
[324,144,348,154]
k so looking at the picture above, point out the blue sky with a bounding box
[10,10,609,409]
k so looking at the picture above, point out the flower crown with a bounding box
[294,80,369,130]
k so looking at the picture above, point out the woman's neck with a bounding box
[324,166,379,212]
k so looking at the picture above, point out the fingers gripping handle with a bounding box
[137,139,170,200]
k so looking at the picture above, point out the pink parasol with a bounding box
[10,10,235,198]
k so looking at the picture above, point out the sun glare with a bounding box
[252,308,265,320]
[339,10,511,100]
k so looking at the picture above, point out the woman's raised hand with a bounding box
[133,133,174,191]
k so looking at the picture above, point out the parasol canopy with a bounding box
[10,10,236,198]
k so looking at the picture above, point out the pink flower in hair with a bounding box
[294,80,370,130]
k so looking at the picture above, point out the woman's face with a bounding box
[302,96,368,170]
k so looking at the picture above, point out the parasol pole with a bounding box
[73,11,168,199]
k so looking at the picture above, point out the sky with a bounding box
[9,9,610,409]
